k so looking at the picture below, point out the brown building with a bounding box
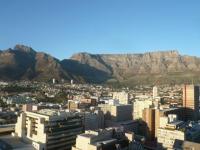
[68,100,87,110]
[142,108,156,140]
[143,107,184,141]
[80,98,97,106]
[183,84,200,121]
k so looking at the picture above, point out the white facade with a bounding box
[153,86,158,98]
[159,117,168,128]
[52,78,56,84]
[14,109,83,150]
[157,128,185,149]
[112,91,129,104]
[133,99,152,119]
[108,99,119,105]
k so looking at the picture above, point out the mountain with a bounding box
[70,51,200,85]
[1,44,200,85]
[0,45,70,81]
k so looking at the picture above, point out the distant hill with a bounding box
[1,44,200,85]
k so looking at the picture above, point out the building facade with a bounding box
[182,84,200,120]
[112,91,129,105]
[14,109,83,150]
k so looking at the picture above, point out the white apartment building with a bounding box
[157,127,185,150]
[133,99,152,120]
[157,115,185,150]
[14,109,83,150]
[153,86,158,98]
[112,91,129,104]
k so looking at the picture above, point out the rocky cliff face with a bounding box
[71,51,200,85]
[0,45,70,81]
[1,45,200,85]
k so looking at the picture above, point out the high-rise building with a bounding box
[133,99,153,120]
[142,108,156,140]
[52,78,56,84]
[82,110,104,130]
[182,84,200,120]
[14,109,83,150]
[98,103,133,122]
[112,91,129,104]
[153,86,158,98]
[71,79,74,85]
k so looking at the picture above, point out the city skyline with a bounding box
[0,0,200,59]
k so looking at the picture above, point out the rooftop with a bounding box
[0,134,33,150]
[37,109,61,116]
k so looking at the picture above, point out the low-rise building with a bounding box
[98,103,133,122]
[157,116,200,150]
[72,128,144,150]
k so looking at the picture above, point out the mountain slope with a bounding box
[0,45,71,81]
[71,51,200,85]
[1,45,200,85]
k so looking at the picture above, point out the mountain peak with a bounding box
[14,44,36,54]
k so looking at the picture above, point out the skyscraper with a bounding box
[142,108,156,140]
[153,86,158,98]
[182,84,200,121]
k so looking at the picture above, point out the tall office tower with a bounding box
[183,84,200,121]
[71,79,74,85]
[142,108,156,140]
[52,78,56,84]
[153,86,158,98]
[14,109,83,150]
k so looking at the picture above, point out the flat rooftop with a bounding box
[37,109,61,116]
[0,134,33,150]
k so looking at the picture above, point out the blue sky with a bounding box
[0,0,200,59]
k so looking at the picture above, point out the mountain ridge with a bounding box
[0,44,200,85]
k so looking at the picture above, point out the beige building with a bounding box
[182,84,200,120]
[157,117,185,150]
[112,91,129,104]
[157,127,185,149]
[133,99,152,120]
[177,141,200,150]
[14,109,83,150]
[142,108,156,140]
[157,114,200,150]
[153,86,158,98]
[98,103,133,122]
[72,128,143,150]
